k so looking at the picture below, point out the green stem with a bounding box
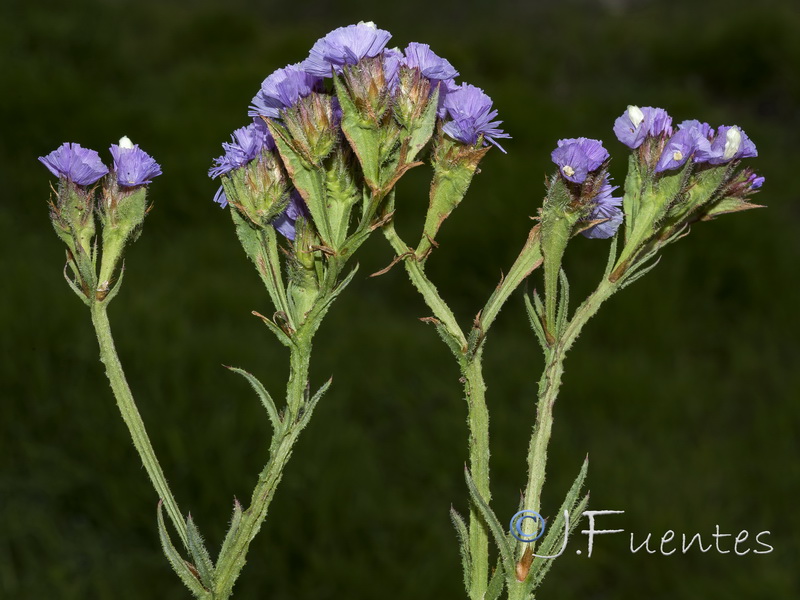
[460,352,490,600]
[519,276,617,555]
[473,225,542,350]
[213,334,311,599]
[89,301,188,550]
[382,221,467,348]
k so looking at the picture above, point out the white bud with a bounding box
[119,136,134,149]
[627,105,644,128]
[672,150,683,162]
[723,127,742,160]
[359,21,377,29]
[563,165,575,177]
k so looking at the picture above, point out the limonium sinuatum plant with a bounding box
[41,18,763,600]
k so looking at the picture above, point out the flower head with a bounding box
[613,105,673,149]
[582,176,623,239]
[209,119,275,180]
[402,42,458,82]
[110,137,162,187]
[696,125,758,165]
[39,142,108,185]
[550,137,609,183]
[655,128,697,173]
[442,83,510,152]
[302,22,392,77]
[248,64,324,119]
[209,119,275,208]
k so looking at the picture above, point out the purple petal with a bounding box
[248,64,323,119]
[550,137,609,183]
[655,129,696,173]
[39,142,108,186]
[209,119,274,179]
[302,22,392,77]
[110,141,162,187]
[582,176,623,239]
[442,83,510,152]
[402,42,458,81]
[613,106,672,149]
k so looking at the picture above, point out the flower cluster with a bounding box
[549,137,622,239]
[208,21,512,239]
[40,139,161,188]
[614,105,759,175]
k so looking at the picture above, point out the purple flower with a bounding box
[272,190,308,241]
[655,128,697,173]
[110,138,162,187]
[550,137,609,183]
[209,119,274,180]
[747,173,765,189]
[442,83,510,152]
[248,64,323,119]
[678,119,714,139]
[302,22,392,77]
[613,106,673,149]
[696,125,758,165]
[209,119,275,208]
[39,142,108,185]
[582,176,623,239]
[402,42,458,81]
[382,47,403,92]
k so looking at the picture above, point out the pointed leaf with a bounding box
[602,235,619,280]
[226,366,282,434]
[525,457,588,591]
[157,501,209,597]
[217,498,244,564]
[186,514,216,589]
[297,377,333,431]
[449,506,472,594]
[464,467,516,587]
[554,269,570,337]
[524,294,548,354]
[485,556,506,600]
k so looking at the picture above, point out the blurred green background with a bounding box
[2,0,798,597]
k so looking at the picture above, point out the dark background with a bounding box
[2,0,798,598]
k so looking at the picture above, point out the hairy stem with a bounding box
[90,301,188,549]
[520,276,617,555]
[214,333,311,599]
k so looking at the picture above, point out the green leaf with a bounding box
[186,514,216,589]
[268,120,334,244]
[405,85,439,164]
[217,498,244,565]
[157,501,210,598]
[485,556,506,600]
[602,235,619,280]
[450,506,472,595]
[554,269,570,338]
[525,457,588,592]
[621,153,644,239]
[540,177,579,336]
[524,293,548,354]
[334,75,382,190]
[297,377,332,430]
[418,139,489,254]
[225,366,282,435]
[464,467,516,589]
